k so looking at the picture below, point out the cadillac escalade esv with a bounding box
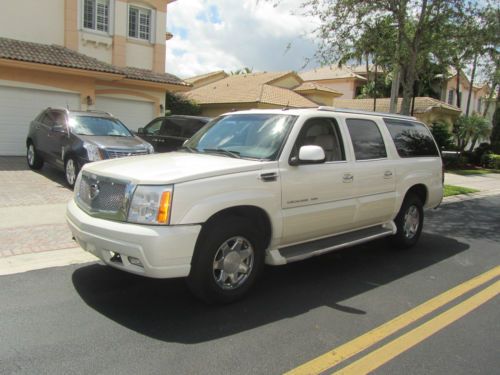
[66,107,443,303]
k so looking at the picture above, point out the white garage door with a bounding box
[95,96,155,132]
[0,86,80,155]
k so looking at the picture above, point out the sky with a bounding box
[165,0,320,79]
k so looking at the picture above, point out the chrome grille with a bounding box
[76,173,132,221]
[106,149,148,159]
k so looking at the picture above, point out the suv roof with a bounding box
[47,107,115,118]
[222,106,418,121]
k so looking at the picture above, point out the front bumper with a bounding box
[66,199,201,278]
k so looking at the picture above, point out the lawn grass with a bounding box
[448,168,500,176]
[444,185,480,197]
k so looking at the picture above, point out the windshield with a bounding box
[184,113,296,160]
[68,116,133,137]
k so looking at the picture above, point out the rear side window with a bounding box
[346,118,387,160]
[384,119,439,157]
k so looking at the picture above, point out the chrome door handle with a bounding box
[384,171,393,178]
[343,173,354,183]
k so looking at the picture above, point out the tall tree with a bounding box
[295,0,476,114]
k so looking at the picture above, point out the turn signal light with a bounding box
[157,191,171,224]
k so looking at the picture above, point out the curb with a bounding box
[0,247,97,276]
[439,189,500,206]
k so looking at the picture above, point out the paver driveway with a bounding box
[0,156,75,257]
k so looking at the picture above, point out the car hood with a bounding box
[82,151,266,184]
[79,135,149,149]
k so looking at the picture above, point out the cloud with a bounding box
[166,0,319,78]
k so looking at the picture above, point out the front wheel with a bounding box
[187,217,264,304]
[27,143,44,170]
[65,157,79,188]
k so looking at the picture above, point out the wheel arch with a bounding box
[198,205,273,251]
[404,184,428,206]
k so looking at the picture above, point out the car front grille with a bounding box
[76,172,133,221]
[105,149,148,159]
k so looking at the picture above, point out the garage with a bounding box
[0,85,80,156]
[95,96,156,132]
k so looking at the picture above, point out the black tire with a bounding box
[187,216,264,304]
[64,157,79,188]
[26,142,44,170]
[390,194,424,249]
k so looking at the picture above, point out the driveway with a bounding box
[0,156,75,257]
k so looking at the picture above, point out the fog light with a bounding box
[110,252,122,264]
[128,256,143,267]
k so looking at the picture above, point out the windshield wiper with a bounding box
[203,148,241,158]
[181,146,199,153]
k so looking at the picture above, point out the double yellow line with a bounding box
[286,266,500,375]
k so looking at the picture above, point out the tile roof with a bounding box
[186,72,316,107]
[333,97,461,114]
[300,65,367,81]
[184,70,228,84]
[293,82,343,96]
[0,37,187,86]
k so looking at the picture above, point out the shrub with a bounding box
[481,152,500,169]
[431,122,454,150]
[165,92,202,115]
[471,142,491,165]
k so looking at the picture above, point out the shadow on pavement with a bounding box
[72,232,468,344]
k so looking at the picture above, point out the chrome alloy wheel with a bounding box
[212,236,254,290]
[27,144,35,166]
[65,159,77,186]
[403,205,420,239]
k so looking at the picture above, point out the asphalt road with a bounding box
[1,196,499,375]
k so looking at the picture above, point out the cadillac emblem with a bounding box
[89,183,100,200]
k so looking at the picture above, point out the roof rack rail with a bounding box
[317,106,417,120]
[85,109,113,116]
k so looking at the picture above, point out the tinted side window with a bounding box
[161,119,183,137]
[144,118,163,135]
[346,119,387,160]
[182,119,207,138]
[384,119,439,157]
[294,117,345,162]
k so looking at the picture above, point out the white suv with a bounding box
[67,107,443,303]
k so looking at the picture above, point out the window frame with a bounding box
[290,117,346,164]
[82,0,111,35]
[383,118,440,158]
[128,4,154,42]
[345,118,388,161]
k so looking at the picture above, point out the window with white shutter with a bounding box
[128,6,152,41]
[83,0,109,33]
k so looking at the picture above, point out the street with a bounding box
[0,195,499,374]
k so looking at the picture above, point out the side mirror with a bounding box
[290,145,326,166]
[138,127,145,134]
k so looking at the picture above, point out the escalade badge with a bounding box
[89,183,100,200]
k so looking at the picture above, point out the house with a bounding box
[333,97,462,127]
[299,65,367,99]
[0,0,189,156]
[184,71,342,117]
[439,69,491,117]
[185,70,229,89]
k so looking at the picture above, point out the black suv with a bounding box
[26,108,154,187]
[136,115,211,153]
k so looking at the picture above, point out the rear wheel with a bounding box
[26,143,43,170]
[187,217,264,304]
[65,157,79,188]
[390,194,424,249]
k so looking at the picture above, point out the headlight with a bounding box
[128,185,173,225]
[84,143,103,161]
[146,143,154,154]
[73,171,82,197]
